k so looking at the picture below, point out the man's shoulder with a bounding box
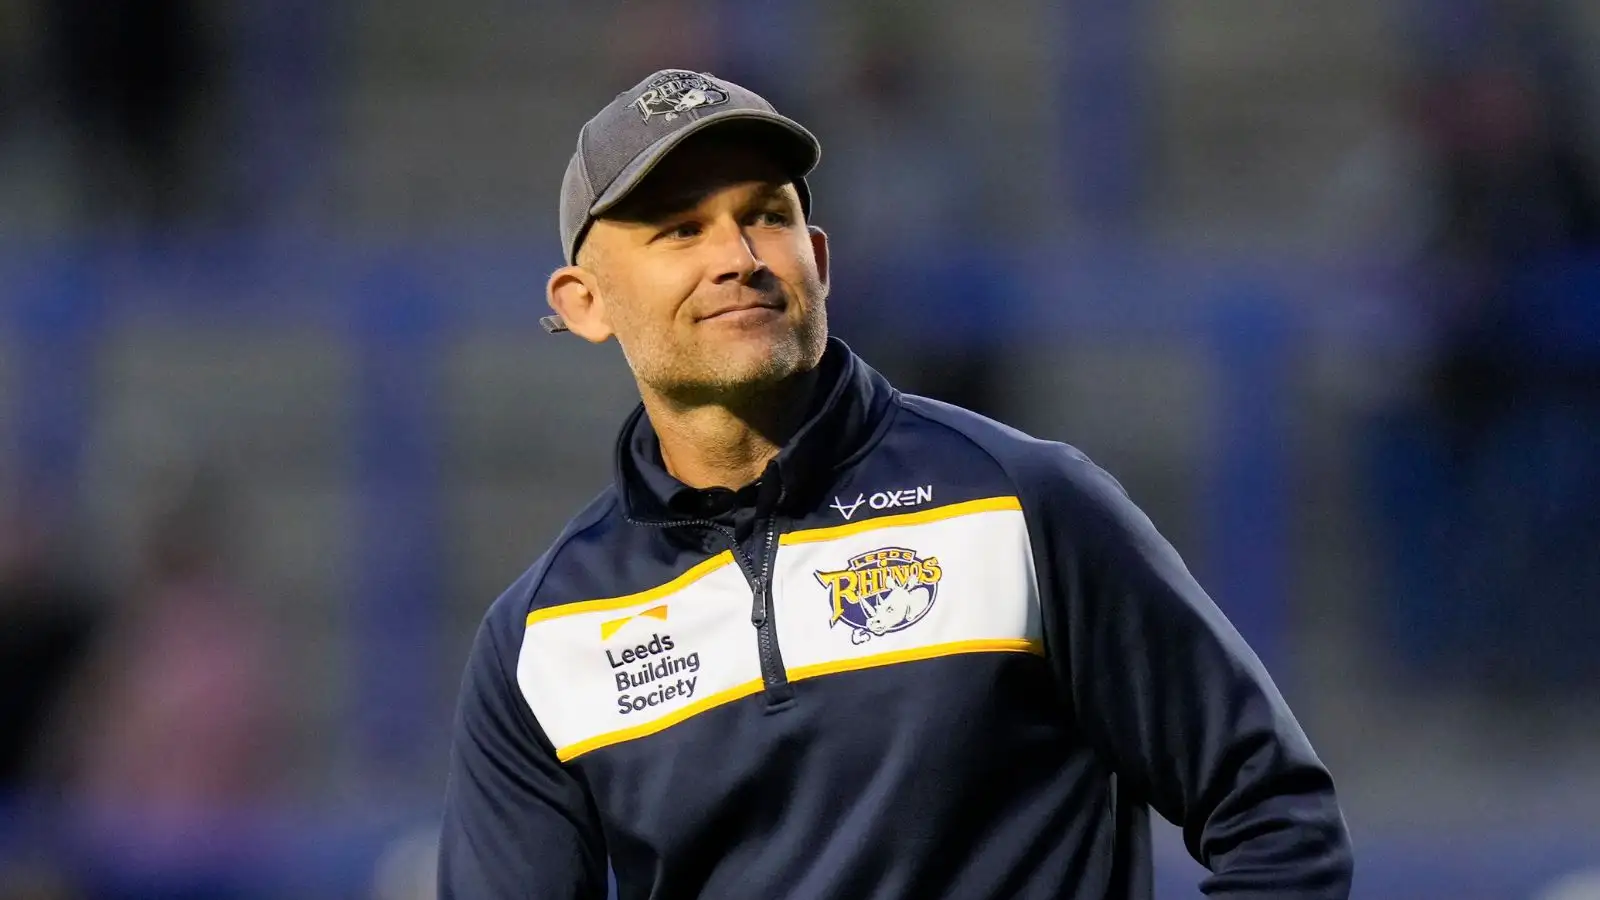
[893,394,1119,498]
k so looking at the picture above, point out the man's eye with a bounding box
[751,210,790,227]
[661,222,702,240]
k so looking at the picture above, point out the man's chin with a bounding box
[711,354,800,394]
[653,346,806,405]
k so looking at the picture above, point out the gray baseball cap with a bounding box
[542,69,821,334]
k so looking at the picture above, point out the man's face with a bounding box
[565,133,829,405]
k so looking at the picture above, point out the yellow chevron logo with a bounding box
[600,604,669,641]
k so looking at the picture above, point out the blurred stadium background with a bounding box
[2,0,1599,897]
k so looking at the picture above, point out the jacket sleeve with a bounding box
[438,589,608,900]
[1026,446,1353,898]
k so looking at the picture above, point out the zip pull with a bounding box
[752,525,771,624]
[750,522,775,627]
[749,467,784,629]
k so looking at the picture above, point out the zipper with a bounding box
[747,513,794,704]
[629,484,793,706]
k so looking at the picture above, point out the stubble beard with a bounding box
[619,275,830,409]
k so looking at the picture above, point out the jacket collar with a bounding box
[613,337,895,524]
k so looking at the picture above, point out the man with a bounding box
[438,69,1353,899]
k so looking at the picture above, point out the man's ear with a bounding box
[546,266,613,344]
[808,225,829,287]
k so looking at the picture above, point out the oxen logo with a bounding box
[814,547,943,645]
[633,71,730,123]
[830,485,933,520]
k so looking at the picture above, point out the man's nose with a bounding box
[709,220,767,285]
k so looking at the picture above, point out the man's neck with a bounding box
[643,368,821,491]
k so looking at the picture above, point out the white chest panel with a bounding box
[517,497,1042,761]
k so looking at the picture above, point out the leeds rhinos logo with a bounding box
[814,547,943,645]
[633,71,729,123]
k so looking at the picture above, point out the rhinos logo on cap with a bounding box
[633,71,730,123]
[814,547,943,645]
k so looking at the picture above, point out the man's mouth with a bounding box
[697,296,785,322]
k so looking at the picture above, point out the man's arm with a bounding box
[438,592,608,900]
[1029,446,1352,897]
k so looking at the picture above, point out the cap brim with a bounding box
[589,109,820,217]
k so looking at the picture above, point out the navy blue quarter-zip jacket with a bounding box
[438,338,1353,899]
